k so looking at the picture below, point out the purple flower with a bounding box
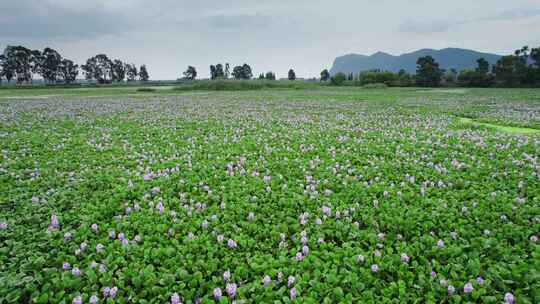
[227,239,237,248]
[430,271,437,278]
[226,283,237,298]
[213,288,222,299]
[63,262,71,270]
[295,252,303,261]
[171,292,181,304]
[439,279,448,287]
[201,220,208,229]
[49,213,59,230]
[80,242,87,251]
[262,275,271,286]
[89,295,98,304]
[287,276,295,287]
[72,267,81,276]
[377,233,385,241]
[64,232,72,241]
[374,250,382,257]
[121,239,129,246]
[371,264,379,273]
[108,230,116,239]
[448,285,455,295]
[102,287,110,298]
[118,233,125,241]
[109,286,118,298]
[504,292,515,304]
[531,235,538,243]
[223,270,231,282]
[463,282,473,294]
[72,296,82,304]
[96,243,104,253]
[400,253,410,263]
[217,235,224,242]
[357,254,365,263]
[91,224,98,232]
[302,245,309,256]
[436,239,445,248]
[476,277,484,285]
[0,222,7,229]
[290,287,297,299]
[187,232,194,239]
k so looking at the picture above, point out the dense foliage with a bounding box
[0,46,148,85]
[0,88,538,303]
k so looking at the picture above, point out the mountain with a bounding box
[329,48,502,75]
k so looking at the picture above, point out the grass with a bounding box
[458,117,540,134]
[173,80,319,91]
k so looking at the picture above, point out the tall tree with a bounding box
[111,59,126,82]
[139,65,149,81]
[59,59,79,84]
[82,54,113,83]
[476,58,490,74]
[183,66,197,80]
[288,69,296,81]
[265,71,276,80]
[224,63,230,79]
[258,73,265,80]
[210,65,217,80]
[126,64,138,81]
[320,69,330,82]
[232,64,253,80]
[40,47,62,84]
[215,64,225,79]
[415,56,443,87]
[492,55,520,86]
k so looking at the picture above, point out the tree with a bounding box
[265,71,276,80]
[210,65,217,80]
[40,47,62,84]
[232,64,252,80]
[258,73,265,80]
[415,56,443,87]
[330,72,347,86]
[126,64,138,81]
[59,59,79,84]
[225,63,230,79]
[288,69,296,81]
[4,46,35,84]
[111,59,126,82]
[139,65,149,81]
[320,69,330,81]
[82,54,113,83]
[492,55,520,86]
[476,58,490,74]
[0,52,14,83]
[183,66,197,80]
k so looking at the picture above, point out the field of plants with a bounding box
[0,87,539,303]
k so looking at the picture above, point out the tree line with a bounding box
[0,45,149,85]
[330,45,540,87]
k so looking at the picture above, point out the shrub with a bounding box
[330,73,347,86]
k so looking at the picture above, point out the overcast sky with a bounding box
[1,0,539,79]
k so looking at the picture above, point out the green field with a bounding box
[0,86,539,303]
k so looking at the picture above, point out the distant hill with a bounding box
[329,48,502,75]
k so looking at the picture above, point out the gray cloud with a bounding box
[1,1,540,79]
[399,8,540,34]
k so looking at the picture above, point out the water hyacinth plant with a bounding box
[0,87,539,302]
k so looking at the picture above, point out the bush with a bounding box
[362,83,388,89]
[137,88,156,92]
[173,80,316,91]
[330,73,347,86]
